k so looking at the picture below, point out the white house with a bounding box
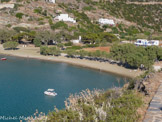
[55,14,76,23]
[134,39,159,46]
[134,39,148,46]
[98,18,115,25]
[45,0,55,3]
[148,40,159,46]
[71,36,81,44]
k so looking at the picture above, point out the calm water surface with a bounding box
[0,55,126,118]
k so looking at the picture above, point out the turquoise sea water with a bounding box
[0,55,126,119]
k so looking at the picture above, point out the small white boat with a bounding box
[44,89,57,96]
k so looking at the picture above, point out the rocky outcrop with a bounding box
[0,4,14,10]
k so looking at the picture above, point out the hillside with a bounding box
[0,0,161,38]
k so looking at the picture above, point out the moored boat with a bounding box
[44,89,57,96]
[1,58,7,61]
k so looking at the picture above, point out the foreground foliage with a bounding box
[46,89,142,122]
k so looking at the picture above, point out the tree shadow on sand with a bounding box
[4,48,20,50]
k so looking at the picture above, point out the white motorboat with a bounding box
[44,89,57,96]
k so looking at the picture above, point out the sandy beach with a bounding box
[0,45,143,78]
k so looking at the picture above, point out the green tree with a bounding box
[3,41,19,50]
[0,29,17,43]
[82,33,99,44]
[110,44,160,69]
[49,47,61,56]
[34,37,41,47]
[40,46,49,55]
[66,50,76,57]
[36,31,55,45]
[50,21,68,30]
[157,48,162,60]
[15,13,24,19]
[79,50,87,58]
[34,7,42,14]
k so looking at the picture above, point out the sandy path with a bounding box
[126,2,162,5]
[0,45,142,78]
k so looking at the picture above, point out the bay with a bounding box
[0,55,126,117]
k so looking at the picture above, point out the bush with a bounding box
[0,29,17,42]
[83,6,96,11]
[66,46,82,50]
[40,46,61,56]
[66,49,77,57]
[50,21,68,30]
[49,47,61,56]
[64,42,73,46]
[3,41,19,50]
[13,27,29,33]
[15,13,24,19]
[78,50,87,58]
[107,91,142,121]
[57,43,64,48]
[40,46,49,55]
[45,89,142,122]
[82,32,118,44]
[83,44,99,48]
[1,0,11,2]
[127,80,136,90]
[34,37,41,47]
[6,24,12,28]
[34,7,42,14]
[16,0,23,2]
[48,110,80,121]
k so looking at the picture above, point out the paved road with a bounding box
[144,80,162,122]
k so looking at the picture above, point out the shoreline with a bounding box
[0,45,143,78]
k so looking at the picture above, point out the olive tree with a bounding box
[36,31,55,45]
[0,29,17,43]
[3,41,19,50]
